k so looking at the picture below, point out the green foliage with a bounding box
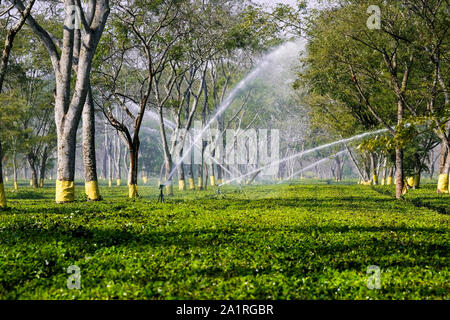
[0,184,448,299]
[296,0,448,182]
[358,135,394,155]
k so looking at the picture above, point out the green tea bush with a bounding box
[0,184,448,299]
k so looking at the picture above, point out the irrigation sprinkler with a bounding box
[158,185,165,203]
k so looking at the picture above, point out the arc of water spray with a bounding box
[219,128,389,187]
[162,66,266,186]
[162,41,305,186]
[278,150,348,184]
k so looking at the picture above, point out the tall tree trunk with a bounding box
[27,155,38,188]
[395,99,405,199]
[107,138,112,188]
[363,157,371,182]
[197,141,207,190]
[39,146,49,188]
[216,165,223,184]
[433,52,450,193]
[83,86,101,200]
[187,162,195,190]
[55,129,78,202]
[186,141,194,190]
[199,75,208,190]
[437,143,449,193]
[370,153,378,185]
[128,140,139,198]
[388,167,395,185]
[209,163,215,186]
[12,152,18,191]
[177,162,185,191]
[102,123,108,180]
[197,163,204,190]
[437,148,450,194]
[176,138,185,190]
[30,166,38,188]
[382,158,388,185]
[334,156,341,181]
[158,106,173,195]
[115,134,122,185]
[164,154,173,195]
[0,142,6,208]
[123,147,129,178]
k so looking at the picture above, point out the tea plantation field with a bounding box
[0,182,448,299]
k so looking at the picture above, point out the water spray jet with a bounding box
[278,150,348,184]
[219,128,389,188]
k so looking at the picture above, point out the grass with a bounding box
[0,181,448,300]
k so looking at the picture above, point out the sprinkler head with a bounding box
[158,184,165,203]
